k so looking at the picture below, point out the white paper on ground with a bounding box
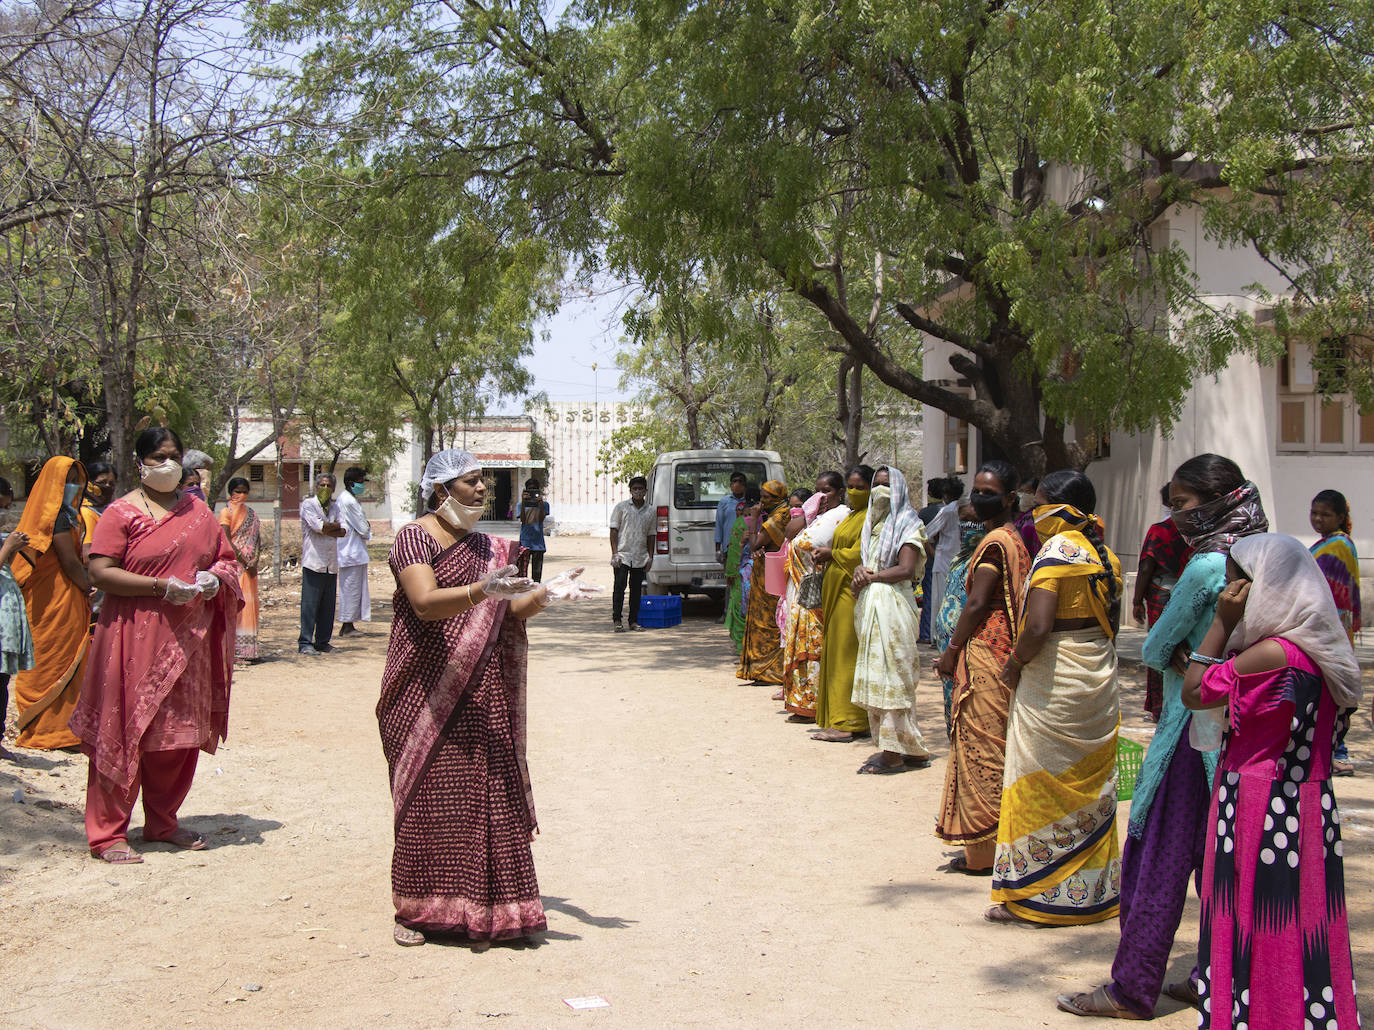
[563,996,611,1010]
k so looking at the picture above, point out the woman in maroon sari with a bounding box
[69,427,242,864]
[1130,485,1191,720]
[380,449,552,948]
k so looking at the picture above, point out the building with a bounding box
[920,202,1373,577]
[532,401,649,535]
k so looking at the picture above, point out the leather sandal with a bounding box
[94,842,143,865]
[1055,985,1148,1019]
[146,828,206,850]
[393,924,426,947]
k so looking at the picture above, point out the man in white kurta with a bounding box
[337,466,372,634]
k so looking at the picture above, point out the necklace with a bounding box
[138,488,177,520]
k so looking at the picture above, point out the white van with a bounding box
[645,448,785,597]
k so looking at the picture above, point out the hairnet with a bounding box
[420,449,482,502]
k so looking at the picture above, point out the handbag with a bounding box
[798,569,824,609]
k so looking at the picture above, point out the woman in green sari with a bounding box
[811,465,875,742]
[723,486,759,652]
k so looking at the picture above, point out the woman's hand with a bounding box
[1132,600,1146,625]
[998,658,1022,691]
[852,566,874,593]
[936,647,958,679]
[0,530,29,565]
[1169,642,1190,675]
[812,546,833,567]
[1216,579,1250,630]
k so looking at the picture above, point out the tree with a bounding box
[263,0,1374,477]
[1,0,293,483]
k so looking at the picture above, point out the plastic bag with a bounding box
[544,566,603,601]
[1189,707,1228,752]
[480,564,539,598]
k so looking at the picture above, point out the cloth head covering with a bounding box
[181,448,213,471]
[420,449,482,503]
[863,466,925,570]
[801,490,824,524]
[1228,534,1363,708]
[760,480,789,513]
[13,456,86,586]
[1172,480,1267,554]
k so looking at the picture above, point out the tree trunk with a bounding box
[835,355,863,468]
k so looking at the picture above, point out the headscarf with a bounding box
[1172,480,1267,554]
[758,479,791,547]
[13,456,86,587]
[1228,534,1363,708]
[1025,502,1121,638]
[420,449,481,503]
[862,466,926,571]
[801,490,824,524]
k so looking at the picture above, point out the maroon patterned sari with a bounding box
[378,524,544,941]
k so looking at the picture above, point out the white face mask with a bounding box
[435,490,485,531]
[139,458,183,492]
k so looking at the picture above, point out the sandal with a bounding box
[1162,980,1200,1008]
[394,924,426,947]
[944,856,993,876]
[983,903,1042,926]
[1055,984,1148,1019]
[1333,760,1354,777]
[811,729,856,743]
[857,757,909,775]
[94,842,144,865]
[771,689,785,701]
[146,828,206,850]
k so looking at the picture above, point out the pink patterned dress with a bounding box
[1196,638,1359,1029]
[377,524,544,941]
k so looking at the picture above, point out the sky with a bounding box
[497,280,640,413]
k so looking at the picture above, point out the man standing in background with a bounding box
[519,478,550,582]
[299,472,346,656]
[609,475,655,632]
[337,466,372,637]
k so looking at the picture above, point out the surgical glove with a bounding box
[162,576,201,605]
[480,564,539,598]
[544,566,604,601]
[195,571,220,599]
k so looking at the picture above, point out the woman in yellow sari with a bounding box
[988,469,1122,925]
[218,477,262,663]
[737,479,789,684]
[812,465,875,742]
[781,472,847,721]
[12,456,91,749]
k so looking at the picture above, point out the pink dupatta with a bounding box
[69,496,242,790]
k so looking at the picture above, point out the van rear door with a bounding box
[668,459,769,582]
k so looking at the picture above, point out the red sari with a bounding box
[378,524,544,941]
[69,496,241,794]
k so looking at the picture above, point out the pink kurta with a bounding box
[69,496,241,791]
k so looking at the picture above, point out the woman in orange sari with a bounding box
[736,479,790,685]
[218,478,261,663]
[12,456,91,749]
[934,460,1032,872]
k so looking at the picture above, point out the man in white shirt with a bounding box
[608,475,655,632]
[299,472,346,655]
[923,476,964,646]
[337,466,373,636]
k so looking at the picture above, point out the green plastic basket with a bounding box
[1117,736,1145,801]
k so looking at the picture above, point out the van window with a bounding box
[673,461,767,509]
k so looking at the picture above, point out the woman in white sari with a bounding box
[851,466,930,773]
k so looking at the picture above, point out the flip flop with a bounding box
[1055,985,1148,1019]
[146,829,206,851]
[857,757,909,775]
[1162,980,1200,1008]
[944,856,993,876]
[394,924,426,947]
[811,729,855,742]
[983,903,1043,926]
[94,843,143,865]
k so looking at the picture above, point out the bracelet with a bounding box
[1007,651,1025,668]
[464,585,474,606]
[1188,651,1226,666]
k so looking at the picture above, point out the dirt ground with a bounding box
[3,533,1372,1029]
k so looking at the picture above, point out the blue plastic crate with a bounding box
[638,594,682,628]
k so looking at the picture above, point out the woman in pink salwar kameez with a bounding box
[1183,534,1363,1029]
[69,428,241,865]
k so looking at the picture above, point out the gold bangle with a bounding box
[464,585,473,606]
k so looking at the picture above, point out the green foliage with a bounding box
[596,419,687,483]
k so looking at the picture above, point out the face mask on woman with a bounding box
[868,485,891,519]
[969,491,1007,521]
[435,488,485,531]
[139,458,183,492]
[846,487,871,510]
